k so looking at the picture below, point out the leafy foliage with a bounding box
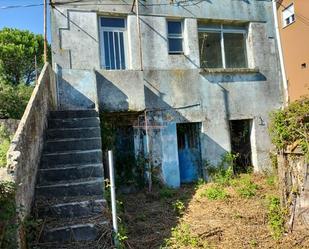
[0,124,11,167]
[162,223,208,248]
[0,181,17,249]
[0,81,33,119]
[0,28,47,85]
[267,196,285,239]
[205,152,237,186]
[269,98,309,157]
[200,184,229,200]
[231,175,259,198]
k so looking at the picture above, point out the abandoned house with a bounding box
[49,0,284,188]
[2,0,288,246]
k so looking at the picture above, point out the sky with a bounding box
[0,0,51,40]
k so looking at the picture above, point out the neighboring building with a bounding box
[50,0,283,188]
[277,0,309,102]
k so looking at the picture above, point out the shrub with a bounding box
[0,181,17,249]
[269,97,309,157]
[0,82,33,119]
[0,124,11,167]
[200,185,229,200]
[267,196,285,239]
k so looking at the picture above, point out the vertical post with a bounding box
[44,0,48,63]
[136,0,143,70]
[144,110,152,192]
[34,54,38,84]
[108,150,118,244]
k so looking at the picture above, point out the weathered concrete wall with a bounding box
[51,0,284,185]
[4,63,56,227]
[56,67,97,110]
[51,0,276,71]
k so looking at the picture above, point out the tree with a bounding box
[0,28,45,85]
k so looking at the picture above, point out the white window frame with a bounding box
[167,20,184,54]
[198,24,248,69]
[282,3,295,27]
[99,16,128,70]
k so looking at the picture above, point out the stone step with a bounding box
[47,127,101,140]
[36,178,104,198]
[42,149,102,166]
[36,198,107,219]
[38,164,104,184]
[45,137,102,153]
[48,117,100,129]
[40,221,109,243]
[50,110,98,119]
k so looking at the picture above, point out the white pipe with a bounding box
[272,0,289,106]
[136,0,143,70]
[108,150,118,242]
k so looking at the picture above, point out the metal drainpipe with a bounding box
[136,0,143,71]
[272,0,289,106]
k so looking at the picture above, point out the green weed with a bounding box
[200,185,229,200]
[267,196,285,239]
[232,175,259,198]
[162,223,209,248]
[172,199,185,216]
[159,186,176,199]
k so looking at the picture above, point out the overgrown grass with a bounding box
[200,184,229,200]
[0,124,11,167]
[267,196,285,239]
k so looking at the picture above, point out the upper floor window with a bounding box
[100,17,126,70]
[167,20,183,54]
[198,24,247,69]
[282,4,295,27]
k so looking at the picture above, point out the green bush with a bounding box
[0,124,11,167]
[172,199,185,216]
[163,224,199,248]
[269,97,309,157]
[200,185,229,200]
[0,181,17,249]
[0,82,33,119]
[267,196,285,239]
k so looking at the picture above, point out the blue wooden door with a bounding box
[177,123,201,183]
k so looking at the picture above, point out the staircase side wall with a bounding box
[3,63,57,248]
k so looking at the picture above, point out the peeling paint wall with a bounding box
[51,0,284,185]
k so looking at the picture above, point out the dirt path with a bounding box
[120,174,309,249]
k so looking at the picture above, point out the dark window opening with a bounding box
[229,119,252,173]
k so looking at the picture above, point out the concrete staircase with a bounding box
[33,110,111,248]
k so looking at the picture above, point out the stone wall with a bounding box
[3,63,57,248]
[277,148,309,230]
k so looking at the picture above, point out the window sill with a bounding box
[200,67,259,74]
